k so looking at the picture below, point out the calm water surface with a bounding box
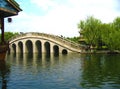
[0,53,120,89]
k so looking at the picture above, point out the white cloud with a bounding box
[5,0,120,37]
[30,0,57,10]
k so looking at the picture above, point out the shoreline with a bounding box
[80,50,120,54]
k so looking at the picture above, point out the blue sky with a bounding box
[5,0,120,37]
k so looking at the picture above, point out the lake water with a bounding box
[0,53,120,89]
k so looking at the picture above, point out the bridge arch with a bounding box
[44,41,50,55]
[53,45,59,56]
[62,49,68,55]
[26,40,33,54]
[18,41,23,53]
[12,43,16,54]
[35,40,42,54]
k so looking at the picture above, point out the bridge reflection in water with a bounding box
[6,53,78,71]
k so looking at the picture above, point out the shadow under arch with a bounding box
[12,43,16,54]
[62,49,68,55]
[44,42,50,57]
[26,40,33,54]
[53,45,59,56]
[18,41,23,54]
[35,40,42,54]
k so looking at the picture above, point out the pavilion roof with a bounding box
[0,0,22,17]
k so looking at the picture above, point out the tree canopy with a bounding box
[78,16,120,52]
[78,16,102,47]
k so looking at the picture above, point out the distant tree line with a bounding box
[66,36,80,43]
[0,32,19,42]
[78,16,120,52]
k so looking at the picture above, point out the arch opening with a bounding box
[53,45,59,56]
[12,44,16,54]
[18,41,23,54]
[26,40,33,54]
[36,40,42,54]
[62,49,68,55]
[44,42,50,56]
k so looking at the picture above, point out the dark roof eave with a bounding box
[7,0,22,12]
[0,8,18,17]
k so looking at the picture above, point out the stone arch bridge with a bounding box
[9,32,83,55]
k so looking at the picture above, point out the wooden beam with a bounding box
[0,18,5,43]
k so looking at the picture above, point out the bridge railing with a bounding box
[9,32,84,50]
[31,32,82,50]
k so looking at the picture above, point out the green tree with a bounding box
[66,36,80,43]
[0,32,19,42]
[78,16,102,48]
[113,17,120,31]
[101,23,120,51]
[78,16,120,52]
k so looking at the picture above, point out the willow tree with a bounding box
[101,23,115,51]
[113,17,120,31]
[112,17,120,50]
[101,18,120,51]
[78,16,120,52]
[78,16,102,49]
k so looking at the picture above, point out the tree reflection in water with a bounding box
[80,54,120,89]
[0,60,10,89]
